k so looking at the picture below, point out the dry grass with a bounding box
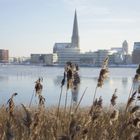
[0,104,140,140]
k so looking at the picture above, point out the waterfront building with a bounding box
[10,57,30,64]
[113,52,124,64]
[94,50,109,66]
[0,49,9,63]
[132,42,140,64]
[53,10,80,65]
[124,54,132,64]
[30,53,58,65]
[80,52,97,65]
[111,47,123,54]
[110,40,131,64]
[30,54,43,64]
[44,53,58,65]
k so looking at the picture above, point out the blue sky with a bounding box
[0,0,140,57]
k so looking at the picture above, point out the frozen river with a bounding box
[0,65,137,107]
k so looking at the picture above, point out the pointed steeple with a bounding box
[71,10,79,48]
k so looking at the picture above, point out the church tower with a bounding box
[71,10,79,48]
[122,40,129,55]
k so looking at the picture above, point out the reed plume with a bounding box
[38,94,45,107]
[90,56,109,114]
[110,109,119,125]
[35,77,43,96]
[97,56,109,87]
[130,106,140,115]
[132,118,140,128]
[64,62,73,114]
[65,62,73,90]
[64,62,80,114]
[110,89,118,107]
[7,93,18,117]
[126,91,137,112]
[125,64,140,113]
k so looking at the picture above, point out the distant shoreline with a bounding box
[1,63,138,68]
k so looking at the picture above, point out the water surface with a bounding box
[0,65,136,107]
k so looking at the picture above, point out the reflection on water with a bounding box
[122,77,128,88]
[51,76,133,106]
[54,76,130,86]
[0,76,9,81]
[71,85,80,103]
[0,65,137,106]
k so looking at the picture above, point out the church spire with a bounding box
[71,10,79,48]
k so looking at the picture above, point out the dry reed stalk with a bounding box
[21,104,32,134]
[69,115,81,139]
[63,62,73,116]
[125,83,134,112]
[5,120,14,140]
[74,87,88,113]
[64,89,68,116]
[126,64,140,112]
[29,90,35,108]
[89,86,98,114]
[57,72,66,118]
[68,95,73,118]
[56,72,66,138]
[90,57,109,114]
[135,85,140,105]
[57,86,63,118]
[125,91,137,112]
[63,62,80,118]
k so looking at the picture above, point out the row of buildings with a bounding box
[30,11,137,66]
[1,11,140,66]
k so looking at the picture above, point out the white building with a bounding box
[53,10,80,65]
